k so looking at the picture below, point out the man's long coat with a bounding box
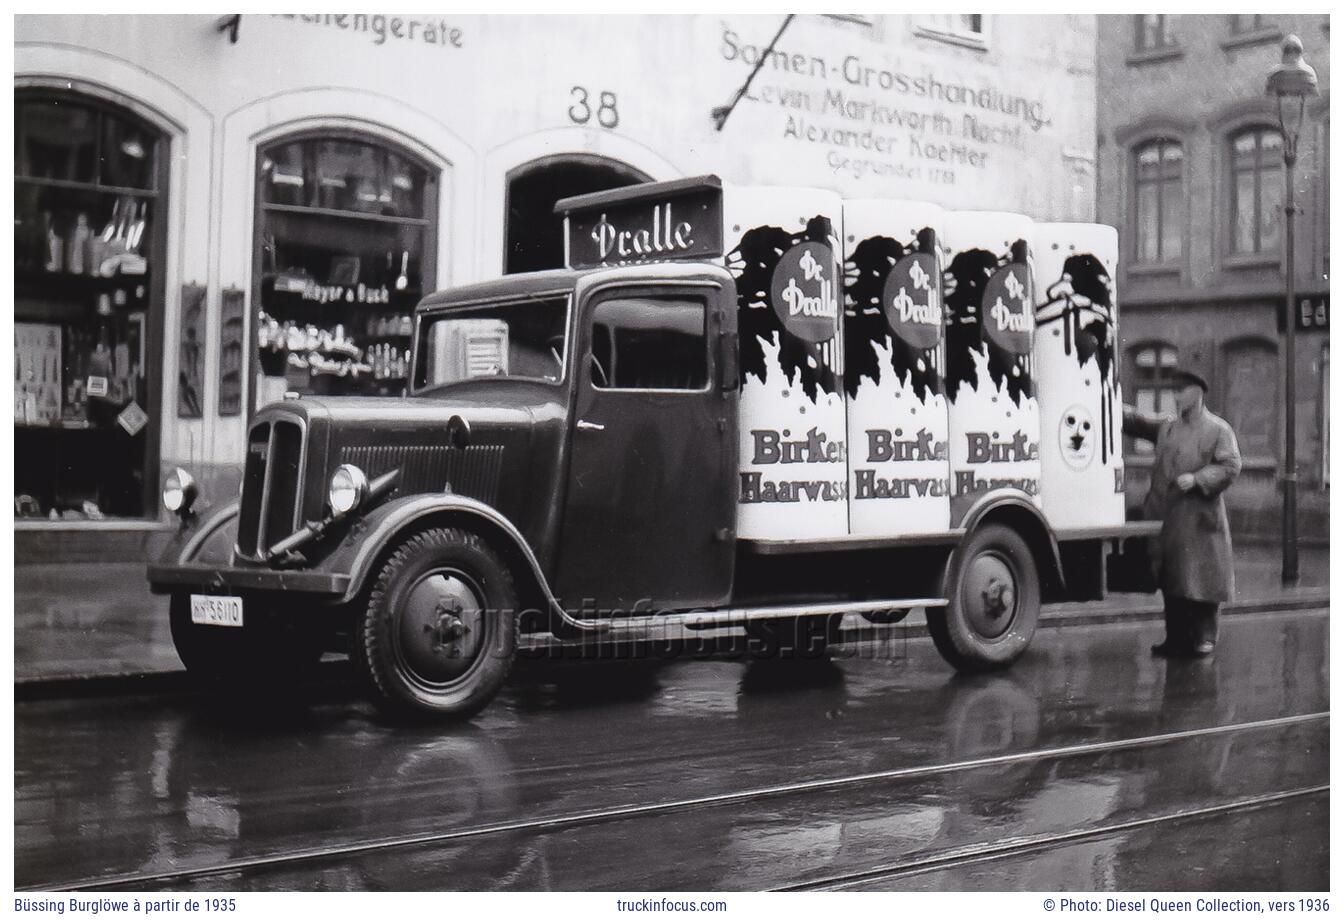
[1126,407,1243,602]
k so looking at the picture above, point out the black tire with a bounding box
[359,527,518,720]
[745,614,842,661]
[927,523,1040,672]
[169,592,323,686]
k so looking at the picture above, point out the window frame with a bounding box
[1127,14,1182,65]
[1227,124,1284,259]
[912,14,989,52]
[13,88,171,519]
[1131,136,1185,267]
[585,290,713,394]
[412,292,573,393]
[250,127,441,412]
[1126,341,1182,455]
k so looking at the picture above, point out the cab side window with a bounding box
[590,295,708,390]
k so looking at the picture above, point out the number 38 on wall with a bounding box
[569,87,619,129]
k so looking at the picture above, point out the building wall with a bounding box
[1097,14,1330,538]
[14,13,1099,555]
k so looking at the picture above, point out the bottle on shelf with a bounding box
[44,212,63,273]
[67,213,91,275]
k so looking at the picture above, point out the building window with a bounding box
[14,90,168,521]
[1221,338,1279,461]
[1134,15,1175,51]
[253,133,438,407]
[1133,138,1184,264]
[914,15,986,50]
[1129,343,1180,454]
[1229,127,1283,256]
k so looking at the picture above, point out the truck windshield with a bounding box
[413,295,570,390]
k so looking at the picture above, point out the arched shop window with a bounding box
[254,133,438,406]
[14,90,167,521]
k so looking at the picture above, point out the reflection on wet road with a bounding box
[14,609,1329,891]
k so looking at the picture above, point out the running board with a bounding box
[599,598,949,633]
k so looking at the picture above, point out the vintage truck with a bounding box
[148,176,1156,719]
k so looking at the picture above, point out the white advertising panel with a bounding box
[724,185,848,539]
[1032,223,1125,530]
[941,211,1040,526]
[842,199,951,536]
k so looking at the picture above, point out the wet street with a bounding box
[15,607,1329,892]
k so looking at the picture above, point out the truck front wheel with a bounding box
[927,523,1040,672]
[359,527,518,720]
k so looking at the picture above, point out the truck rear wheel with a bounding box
[359,527,518,720]
[927,523,1040,672]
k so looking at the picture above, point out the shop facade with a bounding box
[14,13,1099,560]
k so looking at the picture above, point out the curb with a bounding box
[14,592,1329,701]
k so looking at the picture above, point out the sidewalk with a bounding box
[13,540,1329,685]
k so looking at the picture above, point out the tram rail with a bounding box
[26,710,1328,892]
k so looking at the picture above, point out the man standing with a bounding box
[1124,371,1242,657]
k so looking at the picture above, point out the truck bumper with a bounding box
[147,562,350,597]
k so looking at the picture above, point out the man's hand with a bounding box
[1176,473,1196,493]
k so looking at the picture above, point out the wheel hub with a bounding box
[399,570,487,683]
[962,553,1017,640]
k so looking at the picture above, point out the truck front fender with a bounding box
[328,494,603,635]
[163,502,240,565]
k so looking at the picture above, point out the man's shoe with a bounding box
[1190,641,1215,657]
[1151,642,1182,657]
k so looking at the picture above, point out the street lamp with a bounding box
[1265,34,1318,586]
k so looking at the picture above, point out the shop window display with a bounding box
[13,92,164,521]
[254,135,437,406]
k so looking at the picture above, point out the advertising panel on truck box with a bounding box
[842,199,951,537]
[1032,222,1125,531]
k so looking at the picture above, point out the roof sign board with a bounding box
[556,175,724,270]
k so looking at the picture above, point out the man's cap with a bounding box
[1172,369,1209,392]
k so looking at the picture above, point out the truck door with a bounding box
[555,269,738,614]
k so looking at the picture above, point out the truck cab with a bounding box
[150,260,751,717]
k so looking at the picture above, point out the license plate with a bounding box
[190,594,244,628]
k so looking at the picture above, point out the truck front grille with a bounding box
[236,417,306,558]
[336,444,504,505]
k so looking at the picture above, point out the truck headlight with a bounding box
[329,464,369,516]
[163,468,198,515]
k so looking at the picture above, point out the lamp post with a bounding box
[1265,34,1318,586]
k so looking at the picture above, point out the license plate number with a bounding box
[190,594,243,628]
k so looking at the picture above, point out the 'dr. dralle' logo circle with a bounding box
[769,241,838,344]
[882,252,943,350]
[981,263,1034,356]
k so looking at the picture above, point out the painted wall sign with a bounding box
[710,17,1093,218]
[272,14,463,48]
[561,183,724,269]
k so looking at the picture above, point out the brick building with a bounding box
[1096,14,1330,539]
